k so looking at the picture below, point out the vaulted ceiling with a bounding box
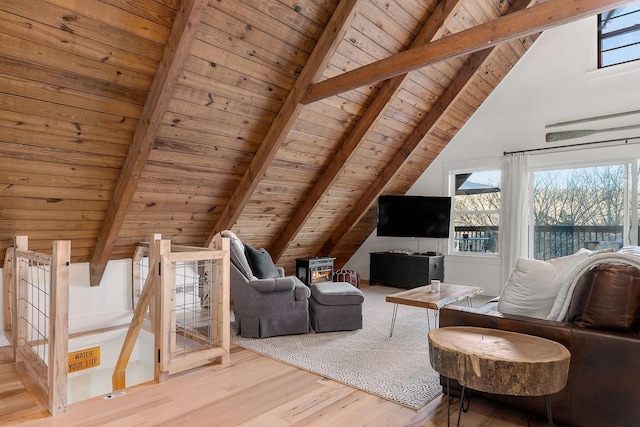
[1,0,631,285]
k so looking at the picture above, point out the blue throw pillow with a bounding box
[244,244,280,279]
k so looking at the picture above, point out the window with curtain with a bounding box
[452,171,501,254]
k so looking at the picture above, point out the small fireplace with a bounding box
[296,257,335,286]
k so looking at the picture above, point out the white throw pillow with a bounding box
[498,251,590,319]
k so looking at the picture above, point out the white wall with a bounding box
[346,16,640,296]
[67,259,133,334]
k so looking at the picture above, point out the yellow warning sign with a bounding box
[68,346,100,373]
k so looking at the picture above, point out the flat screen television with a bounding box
[376,195,451,238]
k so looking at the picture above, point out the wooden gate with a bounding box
[113,234,230,390]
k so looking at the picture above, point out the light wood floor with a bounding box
[1,343,548,427]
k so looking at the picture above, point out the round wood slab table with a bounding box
[428,326,570,427]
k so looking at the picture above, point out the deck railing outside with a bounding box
[532,225,624,259]
[454,225,631,259]
[454,226,498,253]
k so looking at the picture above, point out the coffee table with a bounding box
[385,283,483,335]
[428,326,570,427]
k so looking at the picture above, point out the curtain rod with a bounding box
[503,135,640,156]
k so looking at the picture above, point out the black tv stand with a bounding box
[369,252,444,289]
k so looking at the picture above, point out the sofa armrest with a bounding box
[248,276,296,293]
[294,281,311,300]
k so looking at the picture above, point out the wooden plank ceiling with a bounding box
[1,0,633,285]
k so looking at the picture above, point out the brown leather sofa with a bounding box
[439,259,640,427]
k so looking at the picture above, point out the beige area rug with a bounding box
[231,285,442,409]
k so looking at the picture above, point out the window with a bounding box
[452,171,501,254]
[531,164,638,260]
[598,3,640,68]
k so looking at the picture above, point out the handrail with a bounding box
[112,235,167,391]
[111,270,157,390]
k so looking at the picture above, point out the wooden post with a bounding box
[49,240,70,416]
[3,248,14,345]
[12,236,28,362]
[148,234,161,330]
[218,237,230,363]
[159,239,174,374]
[211,234,231,364]
[210,235,221,348]
[154,238,171,383]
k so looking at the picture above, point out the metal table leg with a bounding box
[389,304,398,337]
[456,386,471,427]
[545,395,554,427]
[457,386,466,427]
[447,377,450,427]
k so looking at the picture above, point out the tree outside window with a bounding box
[453,171,501,254]
[532,165,627,260]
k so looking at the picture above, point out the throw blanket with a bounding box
[547,251,640,321]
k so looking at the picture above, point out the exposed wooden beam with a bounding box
[273,0,537,260]
[267,0,466,261]
[319,39,524,255]
[302,0,635,104]
[89,0,208,286]
[205,0,364,245]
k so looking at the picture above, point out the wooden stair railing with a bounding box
[113,234,230,391]
[9,236,70,416]
[112,235,167,391]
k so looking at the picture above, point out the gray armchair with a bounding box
[219,230,311,338]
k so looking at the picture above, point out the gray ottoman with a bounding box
[309,281,364,332]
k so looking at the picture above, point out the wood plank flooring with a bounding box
[1,343,547,426]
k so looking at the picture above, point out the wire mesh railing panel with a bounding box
[19,257,51,367]
[137,254,150,319]
[11,239,70,416]
[138,257,149,297]
[171,259,220,359]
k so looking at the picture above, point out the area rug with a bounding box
[231,285,442,409]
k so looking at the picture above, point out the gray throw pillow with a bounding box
[244,244,280,279]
